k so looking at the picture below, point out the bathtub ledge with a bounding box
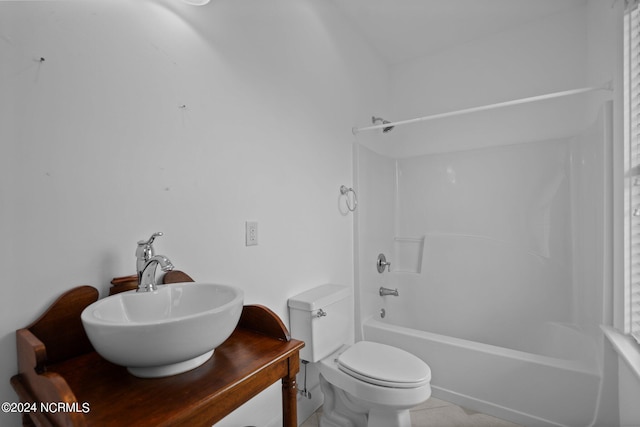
[602,325,640,381]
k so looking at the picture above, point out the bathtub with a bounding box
[362,317,602,427]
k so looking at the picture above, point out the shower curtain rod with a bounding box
[352,82,613,134]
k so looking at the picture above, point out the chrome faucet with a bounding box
[379,286,399,297]
[136,232,174,292]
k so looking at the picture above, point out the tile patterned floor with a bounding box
[300,397,524,427]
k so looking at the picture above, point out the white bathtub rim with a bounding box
[363,317,600,377]
[364,317,601,427]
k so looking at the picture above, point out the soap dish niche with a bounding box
[393,236,425,273]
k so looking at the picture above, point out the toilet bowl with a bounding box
[287,285,432,427]
[318,342,431,427]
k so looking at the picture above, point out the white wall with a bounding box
[619,360,640,426]
[0,1,388,425]
[374,4,593,159]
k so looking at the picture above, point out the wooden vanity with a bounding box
[10,272,304,427]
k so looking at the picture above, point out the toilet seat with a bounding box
[337,341,431,388]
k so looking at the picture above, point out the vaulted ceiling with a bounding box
[332,0,588,64]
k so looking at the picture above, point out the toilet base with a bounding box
[319,375,412,427]
[368,408,411,427]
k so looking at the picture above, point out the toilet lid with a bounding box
[337,341,431,388]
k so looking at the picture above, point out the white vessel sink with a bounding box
[81,282,243,378]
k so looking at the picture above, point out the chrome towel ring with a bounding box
[340,185,358,212]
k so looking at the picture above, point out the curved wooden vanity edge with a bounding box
[26,285,98,365]
[238,304,292,341]
[14,329,87,427]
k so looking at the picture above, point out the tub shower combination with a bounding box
[353,93,612,427]
[364,309,600,427]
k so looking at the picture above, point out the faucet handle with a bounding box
[136,232,163,261]
[138,232,163,247]
[376,253,391,273]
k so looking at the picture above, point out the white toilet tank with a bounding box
[288,284,351,363]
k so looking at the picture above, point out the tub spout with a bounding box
[379,287,399,297]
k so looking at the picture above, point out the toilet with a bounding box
[288,284,431,427]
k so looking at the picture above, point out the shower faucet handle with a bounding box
[376,253,391,273]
